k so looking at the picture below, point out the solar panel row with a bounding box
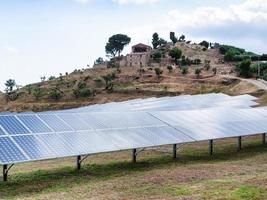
[0,106,267,165]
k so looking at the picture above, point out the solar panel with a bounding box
[0,137,28,163]
[35,133,77,157]
[56,113,93,131]
[0,126,6,136]
[0,116,30,135]
[17,115,53,133]
[38,114,73,132]
[12,135,55,160]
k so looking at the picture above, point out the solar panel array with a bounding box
[0,93,266,165]
[47,93,258,113]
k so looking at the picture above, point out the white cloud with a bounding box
[73,0,91,4]
[157,0,267,53]
[1,46,19,54]
[112,0,160,5]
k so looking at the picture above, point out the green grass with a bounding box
[232,185,267,200]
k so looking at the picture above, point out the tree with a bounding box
[152,32,160,49]
[40,76,46,82]
[224,49,240,61]
[179,35,185,42]
[169,47,182,63]
[158,38,167,47]
[199,40,209,49]
[195,68,202,78]
[236,59,252,78]
[48,76,56,81]
[95,57,104,65]
[170,32,178,44]
[105,34,131,57]
[154,68,163,80]
[102,73,116,90]
[5,79,16,93]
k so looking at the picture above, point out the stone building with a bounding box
[126,43,152,67]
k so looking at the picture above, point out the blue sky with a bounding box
[0,0,266,90]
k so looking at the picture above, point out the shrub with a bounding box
[73,81,92,98]
[151,51,162,61]
[48,76,56,81]
[102,73,116,90]
[49,88,62,100]
[154,68,163,79]
[236,59,252,78]
[169,47,182,63]
[212,67,217,75]
[195,68,202,78]
[199,41,209,49]
[167,65,173,73]
[33,87,43,100]
[181,67,188,75]
[26,84,32,94]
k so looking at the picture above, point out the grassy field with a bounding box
[0,135,267,200]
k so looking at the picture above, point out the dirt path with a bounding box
[221,75,267,91]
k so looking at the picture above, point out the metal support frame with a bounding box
[77,155,81,170]
[209,140,213,156]
[262,133,266,145]
[132,148,145,163]
[173,144,177,160]
[2,164,14,182]
[132,149,137,163]
[76,154,90,171]
[237,136,242,151]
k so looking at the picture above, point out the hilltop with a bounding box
[1,40,266,112]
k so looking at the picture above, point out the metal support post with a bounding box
[209,140,213,156]
[173,144,177,160]
[237,136,242,151]
[77,155,81,170]
[3,165,7,182]
[132,149,137,163]
[262,133,266,145]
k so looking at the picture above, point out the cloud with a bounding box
[161,0,267,53]
[1,46,19,54]
[73,0,91,3]
[112,0,160,5]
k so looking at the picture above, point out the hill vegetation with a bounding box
[1,32,267,112]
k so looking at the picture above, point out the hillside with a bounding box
[0,42,266,112]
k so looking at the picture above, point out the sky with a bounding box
[1,0,267,91]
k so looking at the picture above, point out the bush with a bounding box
[167,65,173,73]
[195,68,202,78]
[181,67,188,75]
[236,59,252,78]
[48,76,56,81]
[169,47,182,63]
[212,67,217,75]
[33,87,43,100]
[73,81,92,98]
[49,88,62,100]
[151,51,162,61]
[199,41,209,49]
[154,68,163,79]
